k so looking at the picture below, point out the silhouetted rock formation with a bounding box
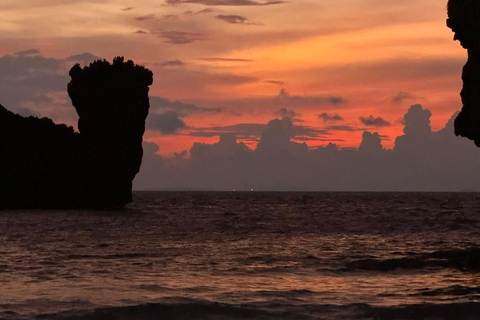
[0,106,82,208]
[68,57,153,207]
[0,57,153,208]
[447,0,480,146]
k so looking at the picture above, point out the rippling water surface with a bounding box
[2,192,480,319]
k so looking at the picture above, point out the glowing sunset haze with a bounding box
[0,0,464,156]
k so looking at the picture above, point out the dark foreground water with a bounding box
[2,192,480,319]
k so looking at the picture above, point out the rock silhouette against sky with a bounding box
[0,57,153,208]
[447,0,480,146]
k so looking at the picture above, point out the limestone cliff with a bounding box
[447,0,480,146]
[0,57,153,208]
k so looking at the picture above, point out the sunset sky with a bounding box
[0,0,465,156]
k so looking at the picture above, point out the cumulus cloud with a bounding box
[197,57,253,62]
[160,59,185,67]
[0,50,72,119]
[189,118,327,141]
[135,14,156,21]
[157,31,208,44]
[166,0,285,6]
[0,50,234,128]
[189,123,265,139]
[135,117,334,191]
[359,115,391,127]
[216,14,248,24]
[392,91,414,104]
[15,49,41,56]
[1,50,60,77]
[277,89,346,107]
[150,96,223,116]
[185,8,216,14]
[294,123,329,137]
[216,14,260,25]
[394,104,433,154]
[358,131,383,153]
[146,111,186,134]
[217,73,258,84]
[325,125,356,132]
[402,104,432,137]
[319,112,343,122]
[264,80,285,86]
[136,104,480,192]
[256,118,309,156]
[190,134,251,159]
[275,108,298,118]
[0,50,111,124]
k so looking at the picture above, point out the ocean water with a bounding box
[2,192,480,319]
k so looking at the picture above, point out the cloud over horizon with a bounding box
[216,14,259,25]
[165,0,285,6]
[0,50,100,122]
[392,91,415,104]
[275,108,298,118]
[359,115,391,127]
[157,31,209,44]
[276,89,346,107]
[187,117,328,142]
[160,59,185,67]
[147,111,187,134]
[0,1,471,192]
[136,105,480,192]
[319,113,343,122]
[150,96,224,116]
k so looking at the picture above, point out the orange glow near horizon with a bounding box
[0,0,466,157]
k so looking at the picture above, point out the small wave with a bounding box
[412,285,480,297]
[64,253,158,260]
[0,310,21,320]
[0,298,95,320]
[255,289,317,296]
[33,299,379,320]
[138,285,214,294]
[346,247,480,272]
[137,284,175,293]
[346,256,425,271]
[19,299,480,320]
[366,302,480,320]
[36,300,278,320]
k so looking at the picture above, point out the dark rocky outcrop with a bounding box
[0,57,153,208]
[447,0,480,145]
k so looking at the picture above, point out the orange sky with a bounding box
[0,0,466,156]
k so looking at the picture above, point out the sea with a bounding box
[2,192,480,319]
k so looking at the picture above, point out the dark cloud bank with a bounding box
[135,104,480,192]
[0,50,69,116]
[1,51,477,192]
[165,0,285,6]
[0,50,104,121]
[359,115,391,127]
